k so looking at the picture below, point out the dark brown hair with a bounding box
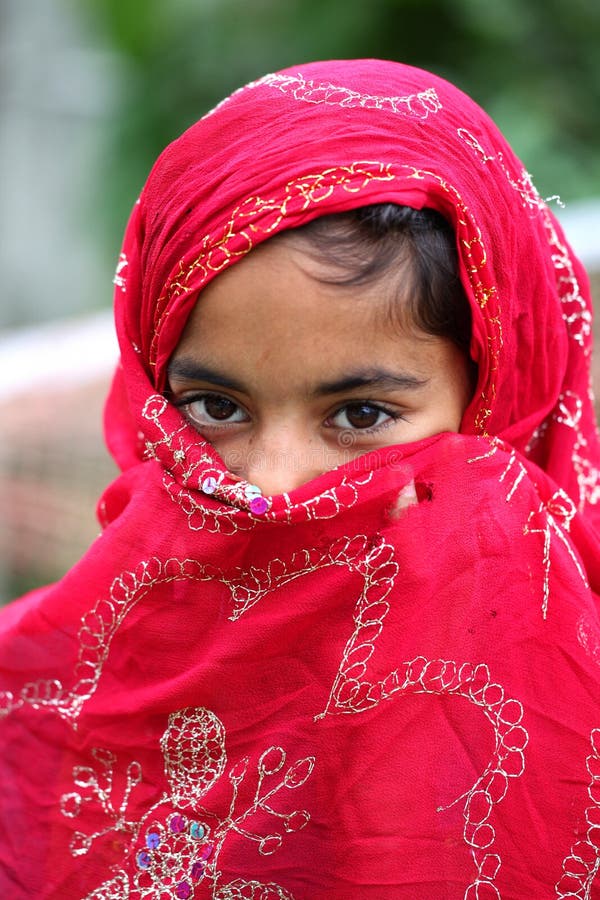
[287,203,473,356]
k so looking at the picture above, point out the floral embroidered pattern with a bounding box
[578,611,600,668]
[541,211,593,351]
[163,471,375,532]
[323,653,528,897]
[524,488,588,619]
[214,881,294,899]
[556,729,600,898]
[228,534,397,622]
[457,126,593,357]
[73,707,314,900]
[249,72,442,119]
[457,128,551,213]
[84,873,129,900]
[0,532,398,724]
[553,391,600,511]
[467,438,528,503]
[61,748,142,857]
[466,437,589,619]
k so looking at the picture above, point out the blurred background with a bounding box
[1,0,599,602]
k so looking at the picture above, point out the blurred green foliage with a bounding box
[75,0,600,253]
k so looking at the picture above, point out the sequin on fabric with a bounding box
[71,708,313,899]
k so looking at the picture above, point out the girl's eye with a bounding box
[329,403,396,431]
[178,394,248,427]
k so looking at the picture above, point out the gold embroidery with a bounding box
[149,162,395,368]
[554,391,600,510]
[457,127,593,361]
[322,653,528,897]
[77,707,313,900]
[525,389,600,514]
[226,534,397,623]
[60,748,142,857]
[141,392,378,528]
[555,729,600,898]
[214,881,294,899]
[163,470,374,532]
[467,437,589,619]
[468,438,528,503]
[84,873,129,900]
[541,208,593,350]
[457,128,550,213]
[524,489,588,619]
[0,530,398,725]
[404,165,499,435]
[248,72,442,119]
[113,252,128,293]
[577,610,600,668]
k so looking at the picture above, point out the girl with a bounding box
[1,59,599,899]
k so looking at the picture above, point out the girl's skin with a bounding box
[168,236,474,496]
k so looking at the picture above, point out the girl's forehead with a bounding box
[181,232,409,338]
[174,235,442,382]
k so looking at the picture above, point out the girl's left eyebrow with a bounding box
[314,369,429,396]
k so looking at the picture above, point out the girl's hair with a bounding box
[287,203,472,356]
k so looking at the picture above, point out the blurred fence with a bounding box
[0,314,118,601]
[1,209,599,604]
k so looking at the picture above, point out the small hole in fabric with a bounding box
[385,479,434,520]
[414,481,434,502]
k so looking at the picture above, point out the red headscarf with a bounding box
[1,59,600,899]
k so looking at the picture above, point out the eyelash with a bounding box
[325,402,403,433]
[173,392,404,434]
[173,392,249,429]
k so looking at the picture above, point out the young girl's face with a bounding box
[168,236,474,496]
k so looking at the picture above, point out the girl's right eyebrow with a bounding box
[167,358,245,392]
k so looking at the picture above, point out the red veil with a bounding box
[1,59,600,899]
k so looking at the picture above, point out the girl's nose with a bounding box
[236,428,327,497]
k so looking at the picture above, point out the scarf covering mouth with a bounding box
[1,58,600,898]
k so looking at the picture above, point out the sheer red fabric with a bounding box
[1,59,600,899]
